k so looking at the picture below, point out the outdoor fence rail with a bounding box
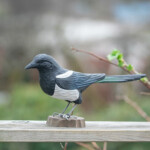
[0,120,150,142]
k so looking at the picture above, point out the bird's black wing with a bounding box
[56,71,105,91]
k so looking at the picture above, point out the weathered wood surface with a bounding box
[0,121,150,142]
[46,116,85,128]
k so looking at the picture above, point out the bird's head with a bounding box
[25,54,61,71]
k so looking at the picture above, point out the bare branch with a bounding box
[75,142,95,150]
[64,142,68,150]
[103,142,107,150]
[91,142,101,150]
[140,92,150,96]
[60,142,64,149]
[72,47,119,67]
[123,96,150,122]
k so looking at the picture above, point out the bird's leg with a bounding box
[68,104,77,115]
[62,102,71,114]
[63,104,78,120]
[59,102,70,118]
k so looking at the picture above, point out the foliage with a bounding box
[107,49,124,67]
[107,49,133,69]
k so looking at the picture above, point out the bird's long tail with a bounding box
[98,74,146,83]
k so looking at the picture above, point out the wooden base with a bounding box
[46,115,85,128]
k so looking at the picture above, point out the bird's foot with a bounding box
[52,112,71,120]
[58,113,70,120]
[61,114,70,120]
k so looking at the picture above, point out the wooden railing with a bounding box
[0,120,150,142]
[0,121,150,142]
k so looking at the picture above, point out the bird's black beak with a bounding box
[25,61,37,70]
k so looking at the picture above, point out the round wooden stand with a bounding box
[46,115,85,128]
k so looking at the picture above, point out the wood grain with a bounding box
[0,121,150,142]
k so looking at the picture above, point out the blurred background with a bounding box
[0,0,150,149]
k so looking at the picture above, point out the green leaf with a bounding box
[107,49,121,61]
[107,49,125,68]
[111,49,120,56]
[118,60,124,67]
[126,64,133,71]
[140,77,149,83]
[117,54,123,60]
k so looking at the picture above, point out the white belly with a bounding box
[52,84,79,101]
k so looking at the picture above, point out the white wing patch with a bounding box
[56,70,73,78]
[52,84,79,101]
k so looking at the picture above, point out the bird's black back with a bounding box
[56,71,105,92]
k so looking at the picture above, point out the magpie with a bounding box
[25,54,146,119]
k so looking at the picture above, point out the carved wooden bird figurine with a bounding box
[25,54,146,119]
